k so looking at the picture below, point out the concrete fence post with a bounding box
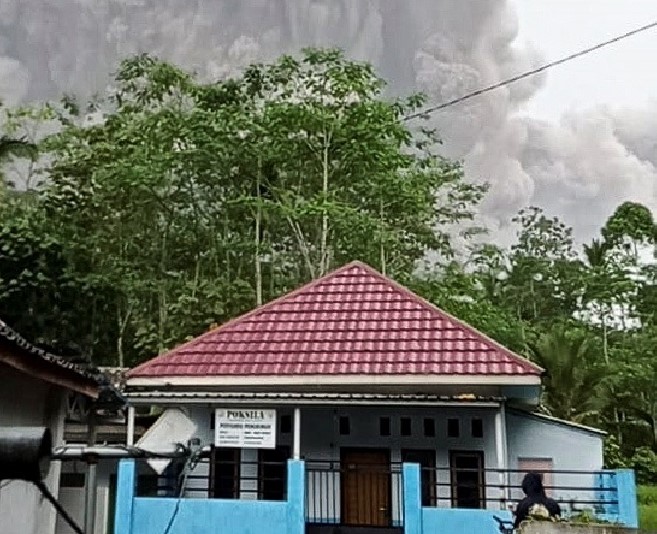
[287,459,306,534]
[615,469,638,529]
[114,459,136,534]
[403,463,423,534]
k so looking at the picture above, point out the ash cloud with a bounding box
[1,0,655,244]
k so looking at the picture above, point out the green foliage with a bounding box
[0,49,482,365]
[528,324,608,423]
[3,49,657,471]
[632,448,657,486]
[603,435,628,470]
[638,485,657,506]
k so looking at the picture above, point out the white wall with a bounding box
[149,404,605,518]
[506,411,604,514]
[0,364,67,534]
[178,404,503,519]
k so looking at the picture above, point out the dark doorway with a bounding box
[450,451,485,509]
[259,446,290,500]
[209,446,240,499]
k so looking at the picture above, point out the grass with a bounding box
[638,486,657,530]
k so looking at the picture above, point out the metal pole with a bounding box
[293,408,301,460]
[126,406,135,447]
[84,456,98,534]
[84,409,98,534]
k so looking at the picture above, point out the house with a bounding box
[58,367,145,534]
[117,261,638,534]
[0,319,101,534]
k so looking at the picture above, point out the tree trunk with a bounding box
[255,156,263,306]
[380,198,386,275]
[319,136,330,276]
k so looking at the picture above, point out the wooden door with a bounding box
[341,449,390,526]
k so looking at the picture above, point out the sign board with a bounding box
[215,409,277,449]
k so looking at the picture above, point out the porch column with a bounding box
[494,403,509,505]
[293,407,301,460]
[126,405,135,446]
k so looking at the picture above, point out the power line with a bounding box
[404,20,657,121]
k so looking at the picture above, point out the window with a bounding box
[471,418,484,438]
[379,416,391,436]
[280,414,292,434]
[402,449,436,506]
[400,417,412,436]
[423,418,436,438]
[210,447,240,499]
[339,416,351,435]
[259,446,290,500]
[450,451,485,509]
[447,418,460,438]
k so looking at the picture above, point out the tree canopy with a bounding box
[1,49,656,476]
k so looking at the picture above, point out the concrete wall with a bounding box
[519,523,635,534]
[114,459,306,534]
[422,508,513,533]
[506,411,604,514]
[0,364,67,534]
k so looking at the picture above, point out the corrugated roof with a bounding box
[129,261,542,380]
[0,318,97,380]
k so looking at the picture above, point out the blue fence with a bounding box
[114,460,637,534]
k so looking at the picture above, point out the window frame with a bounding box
[449,450,485,509]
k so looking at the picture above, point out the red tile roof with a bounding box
[128,261,542,379]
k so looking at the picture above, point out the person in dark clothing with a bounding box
[513,472,561,528]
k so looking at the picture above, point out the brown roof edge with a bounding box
[0,319,102,399]
[0,345,100,398]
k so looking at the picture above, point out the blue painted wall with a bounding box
[115,459,305,534]
[132,498,288,534]
[422,508,513,534]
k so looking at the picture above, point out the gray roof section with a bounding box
[510,408,607,436]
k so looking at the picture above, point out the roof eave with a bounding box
[126,373,542,389]
[0,345,100,399]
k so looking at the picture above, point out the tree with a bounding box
[32,49,483,365]
[528,325,608,423]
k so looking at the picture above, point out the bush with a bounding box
[631,447,657,485]
[603,435,628,469]
[638,485,657,506]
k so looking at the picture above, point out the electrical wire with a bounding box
[161,448,202,534]
[34,480,84,534]
[403,20,657,121]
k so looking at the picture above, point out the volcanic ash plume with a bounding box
[1,0,656,243]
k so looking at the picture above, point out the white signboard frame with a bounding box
[215,408,277,449]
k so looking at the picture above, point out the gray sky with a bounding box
[515,0,657,119]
